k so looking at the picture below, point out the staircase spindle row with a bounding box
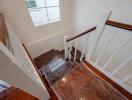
[64,11,132,93]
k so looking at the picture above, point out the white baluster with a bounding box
[64,36,68,60]
[80,34,89,61]
[95,31,117,64]
[111,55,132,76]
[119,74,132,84]
[74,39,78,62]
[88,11,112,60]
[68,43,72,60]
[103,35,132,70]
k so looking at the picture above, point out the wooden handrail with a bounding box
[106,20,132,31]
[67,20,132,42]
[67,26,96,42]
[83,60,132,99]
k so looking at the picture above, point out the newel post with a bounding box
[64,36,68,60]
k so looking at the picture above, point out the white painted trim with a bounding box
[74,39,78,61]
[26,29,72,58]
[68,43,72,60]
[120,74,132,84]
[95,31,117,64]
[88,11,112,60]
[80,34,89,61]
[103,35,132,70]
[0,42,14,68]
[82,62,130,97]
[64,36,68,60]
[86,60,132,93]
[27,29,71,47]
[112,55,132,76]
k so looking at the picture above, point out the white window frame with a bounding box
[26,0,37,8]
[26,0,61,26]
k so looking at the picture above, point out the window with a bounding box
[26,0,37,8]
[26,0,61,27]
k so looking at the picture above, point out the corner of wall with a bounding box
[26,29,72,58]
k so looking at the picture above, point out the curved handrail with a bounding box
[67,20,132,42]
[67,26,96,42]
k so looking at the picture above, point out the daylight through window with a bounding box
[26,0,61,26]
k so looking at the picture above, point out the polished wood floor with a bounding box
[83,61,132,99]
[0,83,38,100]
[34,49,61,100]
[34,49,128,100]
[52,63,127,100]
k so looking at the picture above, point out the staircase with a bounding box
[34,49,128,100]
[35,49,76,86]
[64,11,132,98]
[34,12,132,99]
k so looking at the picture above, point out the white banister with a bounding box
[119,74,132,84]
[103,35,132,70]
[95,31,117,64]
[64,36,68,60]
[80,34,89,61]
[74,39,78,61]
[88,11,112,60]
[68,43,72,60]
[111,55,132,76]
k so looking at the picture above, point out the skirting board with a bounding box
[26,29,72,58]
[83,60,132,99]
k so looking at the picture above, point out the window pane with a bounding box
[47,7,60,21]
[26,0,37,8]
[35,0,46,7]
[45,0,59,7]
[26,0,61,26]
[29,8,48,26]
[26,1,30,8]
[29,1,36,8]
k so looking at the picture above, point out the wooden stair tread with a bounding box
[0,86,38,100]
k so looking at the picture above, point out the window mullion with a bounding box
[43,0,50,22]
[26,0,61,26]
[28,1,31,8]
[34,0,37,7]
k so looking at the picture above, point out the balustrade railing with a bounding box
[64,11,132,94]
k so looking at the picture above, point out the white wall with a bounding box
[5,20,50,99]
[0,6,2,12]
[72,0,132,33]
[72,0,132,89]
[72,0,132,59]
[0,0,73,58]
[0,7,50,98]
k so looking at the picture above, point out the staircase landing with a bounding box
[52,63,127,100]
[34,50,127,100]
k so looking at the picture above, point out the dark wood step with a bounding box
[34,49,66,100]
[83,60,132,99]
[0,84,38,100]
[34,49,62,69]
[52,63,127,100]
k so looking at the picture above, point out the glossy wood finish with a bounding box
[67,26,96,42]
[106,20,132,31]
[34,49,129,100]
[23,44,49,89]
[0,86,38,100]
[52,63,127,100]
[34,49,61,69]
[41,58,75,85]
[34,49,61,100]
[83,60,132,99]
[67,20,132,43]
[0,13,9,46]
[23,44,59,100]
